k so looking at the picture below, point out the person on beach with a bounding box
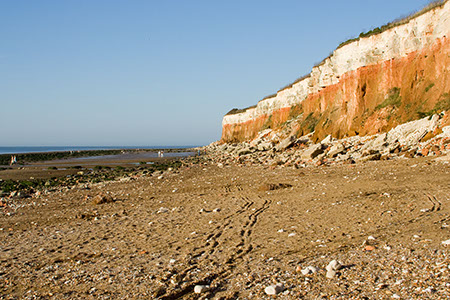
[161,151,164,158]
[10,155,17,166]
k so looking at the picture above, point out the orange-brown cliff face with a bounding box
[222,2,450,143]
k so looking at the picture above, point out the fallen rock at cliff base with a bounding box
[327,142,345,157]
[276,135,296,151]
[257,141,273,151]
[301,144,324,160]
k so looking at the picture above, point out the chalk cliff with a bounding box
[222,1,450,143]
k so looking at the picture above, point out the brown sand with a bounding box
[1,157,449,299]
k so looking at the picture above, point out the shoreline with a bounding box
[0,149,200,193]
[0,147,197,167]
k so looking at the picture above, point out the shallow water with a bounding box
[0,146,197,155]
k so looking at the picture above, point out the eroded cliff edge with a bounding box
[222,1,450,143]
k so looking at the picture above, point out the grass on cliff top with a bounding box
[337,0,447,49]
[226,105,257,116]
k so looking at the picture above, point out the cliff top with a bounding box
[225,0,448,116]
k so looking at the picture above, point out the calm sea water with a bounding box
[0,146,196,155]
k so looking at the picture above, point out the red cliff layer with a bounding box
[222,37,449,143]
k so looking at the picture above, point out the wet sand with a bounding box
[0,151,195,181]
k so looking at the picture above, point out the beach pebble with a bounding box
[326,259,342,272]
[157,207,169,214]
[326,269,337,278]
[213,208,221,212]
[264,283,284,295]
[441,239,450,245]
[300,266,318,275]
[194,285,209,294]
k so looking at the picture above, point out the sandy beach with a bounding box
[1,153,449,299]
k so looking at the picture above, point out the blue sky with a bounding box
[0,0,435,146]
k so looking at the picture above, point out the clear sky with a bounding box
[0,0,435,146]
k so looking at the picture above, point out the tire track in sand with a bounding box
[159,192,270,300]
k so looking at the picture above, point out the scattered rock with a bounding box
[157,207,169,214]
[300,266,318,275]
[326,269,337,278]
[301,144,324,160]
[326,260,342,272]
[328,143,345,157]
[259,183,293,191]
[264,283,284,295]
[92,193,114,205]
[194,285,209,294]
[258,141,273,151]
[276,135,296,151]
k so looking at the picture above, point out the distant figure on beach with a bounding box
[161,151,164,158]
[158,151,161,158]
[10,155,17,166]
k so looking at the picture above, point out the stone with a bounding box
[360,153,381,162]
[301,266,318,275]
[387,114,440,146]
[157,207,169,214]
[321,134,333,145]
[258,141,273,151]
[326,269,337,278]
[328,143,345,157]
[237,148,252,156]
[92,193,114,205]
[264,283,284,295]
[276,135,296,151]
[301,144,324,160]
[326,260,342,272]
[442,239,450,246]
[194,285,209,294]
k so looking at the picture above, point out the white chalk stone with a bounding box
[442,239,450,245]
[301,266,318,275]
[264,283,284,295]
[194,285,209,294]
[326,259,342,272]
[326,269,337,278]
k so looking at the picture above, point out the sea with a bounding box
[0,146,197,155]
